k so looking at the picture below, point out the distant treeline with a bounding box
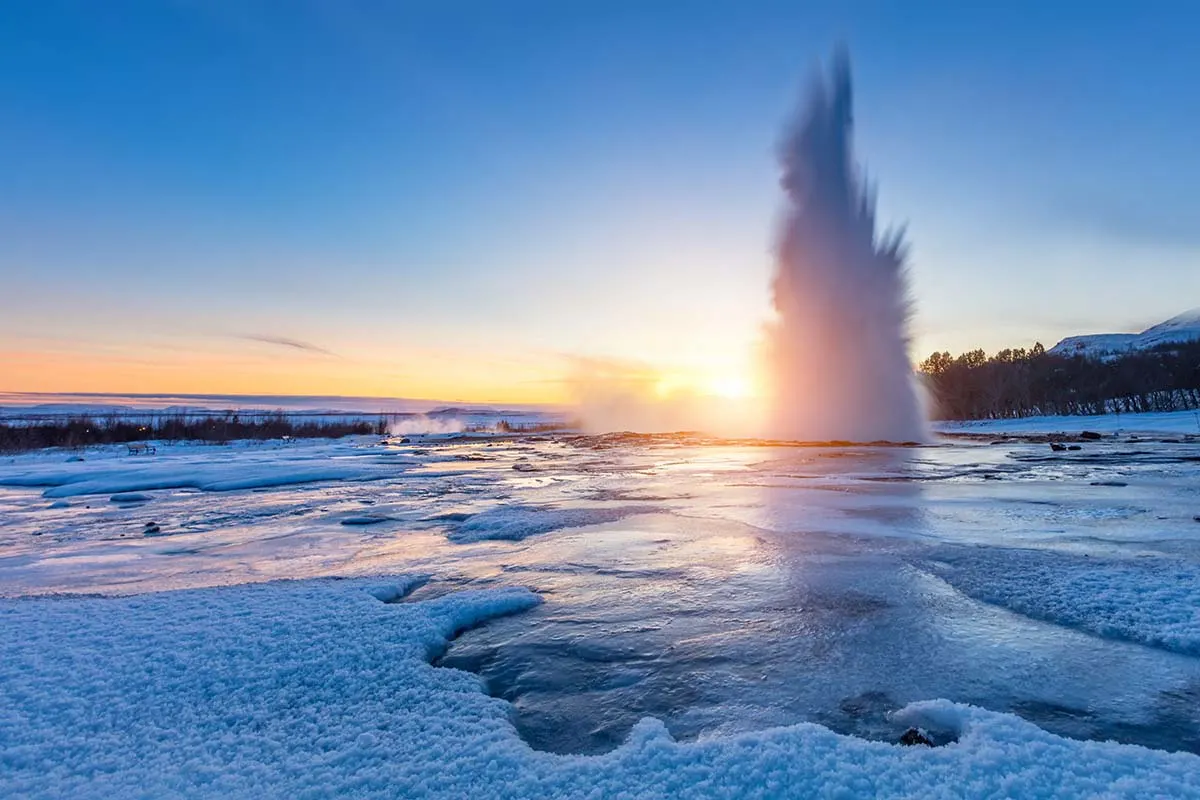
[0,413,386,452]
[919,340,1200,420]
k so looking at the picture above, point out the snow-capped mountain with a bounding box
[1049,308,1200,359]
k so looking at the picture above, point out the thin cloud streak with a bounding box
[235,334,340,358]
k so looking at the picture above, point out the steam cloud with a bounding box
[388,416,466,435]
[767,49,926,442]
[569,356,760,436]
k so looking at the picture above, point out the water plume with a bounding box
[767,49,926,442]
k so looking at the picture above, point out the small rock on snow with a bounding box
[899,727,935,747]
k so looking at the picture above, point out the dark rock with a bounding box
[1194,516,1200,523]
[899,727,935,747]
[1079,431,1103,440]
[65,455,85,463]
[143,522,162,535]
[1050,443,1068,452]
[1090,481,1128,487]
[1067,445,1082,451]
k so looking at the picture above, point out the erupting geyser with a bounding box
[768,50,926,443]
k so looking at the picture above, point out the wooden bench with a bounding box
[127,443,157,456]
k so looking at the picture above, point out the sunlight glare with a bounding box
[705,374,751,399]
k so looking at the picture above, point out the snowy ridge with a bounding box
[1049,308,1200,359]
[1138,308,1200,348]
[2,577,1198,799]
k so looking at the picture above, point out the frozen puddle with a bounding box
[2,432,1200,795]
[440,516,1200,756]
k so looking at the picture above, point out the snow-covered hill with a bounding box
[1135,308,1200,348]
[1049,308,1200,359]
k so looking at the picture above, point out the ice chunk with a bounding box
[447,504,653,543]
[109,492,151,504]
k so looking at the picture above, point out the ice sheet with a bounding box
[2,418,1200,794]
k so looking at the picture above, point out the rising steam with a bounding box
[767,49,926,442]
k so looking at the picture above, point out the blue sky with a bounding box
[2,1,1198,400]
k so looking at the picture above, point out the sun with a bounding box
[705,374,751,399]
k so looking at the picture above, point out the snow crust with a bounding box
[0,441,419,498]
[927,548,1200,656]
[3,577,1198,799]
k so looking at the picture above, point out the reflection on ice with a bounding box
[442,513,1200,755]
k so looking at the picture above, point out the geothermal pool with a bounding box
[3,426,1199,777]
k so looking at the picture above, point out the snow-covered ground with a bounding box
[937,408,1200,436]
[3,418,1200,797]
[5,578,1199,798]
